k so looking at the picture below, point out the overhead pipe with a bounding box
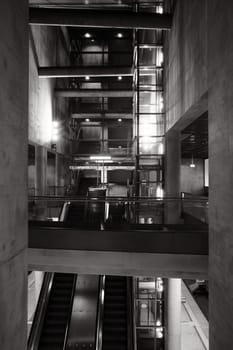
[29,8,172,30]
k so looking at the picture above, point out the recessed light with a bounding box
[118,76,122,81]
[85,76,90,80]
[117,33,123,38]
[84,32,91,38]
[85,118,90,122]
[118,118,122,122]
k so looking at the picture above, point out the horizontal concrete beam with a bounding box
[55,89,133,98]
[29,225,208,255]
[38,66,133,78]
[29,8,172,30]
[28,249,208,279]
[72,113,133,119]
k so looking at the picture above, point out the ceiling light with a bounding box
[118,76,122,81]
[85,118,90,122]
[190,154,196,168]
[117,33,123,38]
[52,120,59,128]
[90,155,112,160]
[84,32,91,38]
[91,38,95,43]
[118,118,122,122]
[85,76,90,80]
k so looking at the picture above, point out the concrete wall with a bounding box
[208,1,233,348]
[165,0,207,131]
[29,26,70,194]
[181,158,204,195]
[0,0,28,348]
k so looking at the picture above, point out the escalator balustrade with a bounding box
[38,273,76,350]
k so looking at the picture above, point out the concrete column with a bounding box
[0,0,28,348]
[208,2,233,348]
[165,129,181,224]
[35,146,47,219]
[165,278,181,350]
[102,126,108,153]
[35,145,47,196]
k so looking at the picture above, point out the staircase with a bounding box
[102,276,128,350]
[38,273,76,350]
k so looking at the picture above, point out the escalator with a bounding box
[66,203,86,227]
[37,273,76,350]
[102,276,131,350]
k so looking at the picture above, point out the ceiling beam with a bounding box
[29,8,172,30]
[72,113,132,119]
[55,89,133,98]
[38,66,133,78]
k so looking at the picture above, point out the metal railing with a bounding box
[28,195,209,226]
[96,276,105,350]
[28,273,54,350]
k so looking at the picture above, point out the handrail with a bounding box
[28,272,54,350]
[62,275,77,350]
[29,195,208,202]
[127,278,134,350]
[59,201,71,222]
[132,278,137,350]
[96,275,105,350]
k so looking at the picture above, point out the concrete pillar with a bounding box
[208,2,233,348]
[102,126,108,153]
[35,146,47,219]
[165,129,181,224]
[35,145,47,196]
[165,278,181,350]
[0,0,28,348]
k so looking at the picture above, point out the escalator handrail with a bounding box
[131,278,137,350]
[96,275,105,350]
[127,278,135,350]
[27,272,54,350]
[62,274,78,350]
[59,201,71,222]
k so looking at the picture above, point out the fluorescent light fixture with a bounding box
[90,155,112,160]
[52,120,59,128]
[84,32,91,38]
[96,160,113,163]
[190,154,196,168]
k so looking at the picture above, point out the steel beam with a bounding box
[29,8,172,30]
[72,113,132,119]
[38,66,133,78]
[55,89,133,98]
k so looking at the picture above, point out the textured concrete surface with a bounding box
[28,249,208,279]
[208,1,233,348]
[165,129,181,223]
[165,0,207,131]
[0,0,28,348]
